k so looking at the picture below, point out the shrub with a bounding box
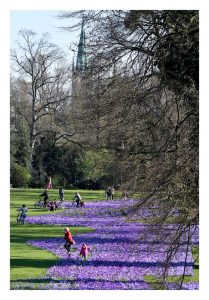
[75,178,107,190]
[11,164,31,187]
[50,175,64,189]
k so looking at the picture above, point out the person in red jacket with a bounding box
[64,227,75,256]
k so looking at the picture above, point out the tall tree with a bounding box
[61,9,198,212]
[61,10,199,286]
[11,30,71,167]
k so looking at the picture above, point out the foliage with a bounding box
[11,163,31,187]
[62,9,198,214]
[10,110,31,174]
[61,10,199,285]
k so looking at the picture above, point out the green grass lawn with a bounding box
[11,188,198,288]
[10,188,103,281]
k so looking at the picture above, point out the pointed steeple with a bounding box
[76,20,87,71]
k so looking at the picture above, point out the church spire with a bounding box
[76,19,87,71]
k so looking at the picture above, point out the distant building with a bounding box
[70,20,89,140]
[72,20,87,99]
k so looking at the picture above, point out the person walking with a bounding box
[59,187,64,202]
[106,187,112,200]
[64,227,75,257]
[74,192,82,207]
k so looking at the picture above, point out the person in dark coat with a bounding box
[40,189,49,206]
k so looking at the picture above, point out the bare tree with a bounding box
[11,29,71,165]
[61,10,199,288]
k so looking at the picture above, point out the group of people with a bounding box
[64,227,90,260]
[17,184,127,225]
[38,187,64,206]
[16,179,128,260]
[16,207,89,259]
[17,189,82,225]
[47,201,61,211]
[105,186,115,200]
[105,187,130,201]
[39,189,83,208]
[40,187,64,201]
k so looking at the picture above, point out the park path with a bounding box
[24,199,198,290]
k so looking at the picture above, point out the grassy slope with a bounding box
[10,188,104,281]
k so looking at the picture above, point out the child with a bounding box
[80,243,90,260]
[17,204,28,224]
[64,227,75,256]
